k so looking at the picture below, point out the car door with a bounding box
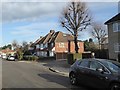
[76,60,91,85]
[89,61,110,88]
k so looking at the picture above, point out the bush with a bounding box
[23,55,39,61]
[67,53,82,65]
[38,56,55,60]
[94,49,109,59]
[82,52,91,59]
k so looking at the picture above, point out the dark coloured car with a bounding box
[69,59,120,90]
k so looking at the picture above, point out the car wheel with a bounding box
[110,83,120,90]
[69,72,77,85]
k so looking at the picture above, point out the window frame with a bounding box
[89,61,111,74]
[59,43,65,48]
[113,22,120,32]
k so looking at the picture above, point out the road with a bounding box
[2,59,89,89]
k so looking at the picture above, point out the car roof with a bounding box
[80,58,120,64]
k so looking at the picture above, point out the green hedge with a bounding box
[67,53,82,65]
[38,56,55,60]
[23,55,39,61]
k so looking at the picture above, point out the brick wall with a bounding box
[55,41,84,53]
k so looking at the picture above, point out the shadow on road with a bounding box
[38,73,90,90]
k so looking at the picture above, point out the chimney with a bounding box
[50,30,55,33]
[40,36,43,39]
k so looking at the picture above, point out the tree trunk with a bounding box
[74,36,79,53]
[98,40,101,50]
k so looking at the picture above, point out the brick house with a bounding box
[105,13,120,60]
[32,30,84,60]
[0,48,16,56]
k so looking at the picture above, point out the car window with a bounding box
[103,61,120,73]
[79,60,89,68]
[90,61,103,70]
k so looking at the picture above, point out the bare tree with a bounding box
[60,1,91,53]
[22,41,28,53]
[92,23,107,50]
[12,40,19,50]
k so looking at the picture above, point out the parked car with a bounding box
[7,55,15,61]
[2,55,7,59]
[69,58,120,90]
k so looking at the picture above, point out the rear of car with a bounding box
[8,56,15,61]
[2,55,7,59]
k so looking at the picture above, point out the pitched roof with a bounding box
[34,30,82,45]
[105,13,120,24]
[1,48,15,53]
[55,31,74,42]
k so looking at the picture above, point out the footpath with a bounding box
[18,59,71,76]
[38,59,71,76]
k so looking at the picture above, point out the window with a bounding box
[63,34,67,37]
[113,22,120,32]
[114,43,120,52]
[103,61,120,73]
[59,43,65,48]
[40,44,43,49]
[49,51,54,56]
[79,60,89,68]
[36,44,39,49]
[90,61,103,70]
[51,43,54,47]
[44,43,48,48]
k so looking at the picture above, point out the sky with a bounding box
[1,0,119,46]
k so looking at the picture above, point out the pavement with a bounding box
[38,59,70,76]
[18,59,71,76]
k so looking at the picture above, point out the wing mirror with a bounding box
[96,68,104,74]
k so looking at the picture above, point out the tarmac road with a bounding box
[2,59,89,90]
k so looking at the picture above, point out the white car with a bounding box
[2,55,7,59]
[8,56,15,61]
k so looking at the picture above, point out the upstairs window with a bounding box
[40,44,43,49]
[36,44,40,49]
[113,22,120,32]
[59,43,65,48]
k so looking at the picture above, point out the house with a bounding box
[105,13,120,60]
[0,48,16,56]
[33,30,84,60]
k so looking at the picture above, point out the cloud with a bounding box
[10,21,60,37]
[2,1,118,22]
[2,2,67,22]
[2,0,119,2]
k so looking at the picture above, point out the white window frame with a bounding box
[40,44,43,49]
[113,22,120,32]
[59,43,65,48]
[114,43,120,53]
[36,44,40,49]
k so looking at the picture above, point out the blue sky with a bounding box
[1,0,119,46]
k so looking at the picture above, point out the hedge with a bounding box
[67,53,82,65]
[23,55,39,61]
